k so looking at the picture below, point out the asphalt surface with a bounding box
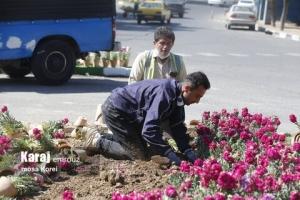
[1,2,300,133]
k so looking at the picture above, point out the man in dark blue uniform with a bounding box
[84,71,210,165]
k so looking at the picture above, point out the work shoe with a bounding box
[82,126,103,156]
[151,155,171,169]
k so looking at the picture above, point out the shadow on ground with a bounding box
[0,75,127,94]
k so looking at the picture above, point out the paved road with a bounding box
[1,2,300,133]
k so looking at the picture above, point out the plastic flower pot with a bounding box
[102,59,110,67]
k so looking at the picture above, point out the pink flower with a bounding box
[194,159,203,167]
[0,135,11,155]
[292,142,300,153]
[242,107,249,117]
[61,117,69,125]
[165,185,177,198]
[1,105,8,113]
[63,188,74,200]
[204,196,215,200]
[32,128,42,140]
[289,114,297,123]
[180,161,191,173]
[53,129,65,139]
[232,195,244,200]
[290,191,300,200]
[58,159,71,170]
[266,148,281,160]
[214,192,226,200]
[217,172,237,190]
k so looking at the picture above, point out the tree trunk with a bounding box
[270,0,276,27]
[280,0,289,30]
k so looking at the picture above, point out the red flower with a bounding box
[217,172,237,190]
[1,105,8,113]
[289,114,297,123]
[63,188,74,200]
[165,185,177,198]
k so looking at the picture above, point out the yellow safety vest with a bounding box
[143,50,182,80]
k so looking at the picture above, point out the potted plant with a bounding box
[119,47,130,67]
[100,51,110,67]
[109,51,119,68]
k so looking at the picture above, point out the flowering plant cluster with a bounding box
[113,108,300,200]
[0,105,78,198]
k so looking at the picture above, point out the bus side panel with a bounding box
[0,18,113,60]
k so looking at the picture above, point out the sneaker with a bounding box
[82,126,103,156]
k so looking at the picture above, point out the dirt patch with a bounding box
[32,140,170,200]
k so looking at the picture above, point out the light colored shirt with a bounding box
[128,50,187,84]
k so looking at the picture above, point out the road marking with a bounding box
[285,53,300,57]
[227,53,249,57]
[63,101,74,105]
[196,52,221,57]
[256,53,277,57]
[176,53,192,57]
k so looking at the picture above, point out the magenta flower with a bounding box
[214,192,226,200]
[266,147,281,160]
[32,128,42,140]
[232,195,244,200]
[1,105,8,113]
[165,185,177,198]
[0,135,11,155]
[217,172,237,190]
[292,142,300,152]
[61,117,69,125]
[58,159,71,170]
[289,114,297,123]
[53,129,65,139]
[290,191,300,200]
[204,196,215,200]
[63,188,74,200]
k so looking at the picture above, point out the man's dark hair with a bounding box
[154,26,175,42]
[184,71,211,90]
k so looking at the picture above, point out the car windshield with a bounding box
[141,2,162,8]
[233,6,253,12]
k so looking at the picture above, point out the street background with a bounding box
[0,1,299,133]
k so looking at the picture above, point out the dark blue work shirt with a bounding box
[109,79,191,154]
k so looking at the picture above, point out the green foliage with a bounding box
[11,175,40,196]
[0,111,25,137]
[0,154,16,171]
[11,138,42,153]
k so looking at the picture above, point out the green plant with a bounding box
[0,110,26,138]
[0,154,15,172]
[11,175,40,196]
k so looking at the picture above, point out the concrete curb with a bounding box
[257,25,300,42]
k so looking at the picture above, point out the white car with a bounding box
[237,0,255,7]
[208,0,237,6]
[237,0,257,12]
[225,4,257,30]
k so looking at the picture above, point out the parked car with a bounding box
[208,0,237,6]
[165,0,185,18]
[237,0,255,7]
[237,0,257,13]
[137,1,171,24]
[225,4,257,30]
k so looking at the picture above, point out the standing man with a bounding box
[84,71,210,165]
[128,26,187,84]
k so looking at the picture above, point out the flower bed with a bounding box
[1,106,299,200]
[113,108,300,200]
[0,105,80,199]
